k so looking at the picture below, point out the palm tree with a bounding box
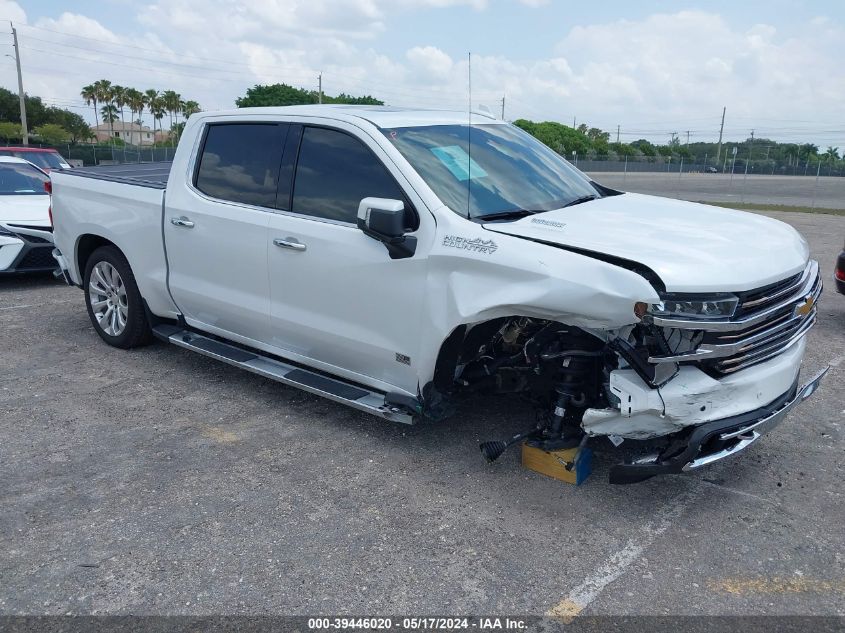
[151,97,167,144]
[126,89,145,144]
[100,104,119,129]
[81,84,99,128]
[143,89,159,140]
[161,90,182,145]
[182,100,201,118]
[179,100,200,141]
[111,85,128,144]
[94,80,114,141]
[825,146,839,162]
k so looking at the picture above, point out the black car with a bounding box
[836,240,845,295]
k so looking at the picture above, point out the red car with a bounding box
[0,147,71,172]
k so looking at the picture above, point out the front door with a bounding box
[267,124,432,395]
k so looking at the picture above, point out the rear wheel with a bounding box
[83,245,152,348]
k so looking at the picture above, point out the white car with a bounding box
[0,156,56,275]
[49,106,826,483]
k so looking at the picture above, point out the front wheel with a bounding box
[83,245,153,349]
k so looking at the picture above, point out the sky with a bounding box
[2,0,844,147]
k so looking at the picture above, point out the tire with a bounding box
[83,245,153,349]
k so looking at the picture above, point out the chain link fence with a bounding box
[2,142,177,166]
[570,154,844,178]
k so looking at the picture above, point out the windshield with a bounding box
[381,123,598,219]
[0,151,66,170]
[0,163,49,195]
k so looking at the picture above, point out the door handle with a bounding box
[171,216,195,228]
[273,237,306,252]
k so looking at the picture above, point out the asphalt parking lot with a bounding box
[588,172,845,210]
[1,210,843,617]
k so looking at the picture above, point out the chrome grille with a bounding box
[648,261,821,375]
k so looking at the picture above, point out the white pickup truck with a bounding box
[51,105,826,483]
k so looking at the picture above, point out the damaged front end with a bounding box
[440,261,826,483]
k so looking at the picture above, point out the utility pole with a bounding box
[10,23,28,145]
[715,106,726,165]
[318,73,322,104]
[685,130,690,147]
[500,95,505,120]
[616,124,620,143]
[748,129,754,169]
[572,116,576,128]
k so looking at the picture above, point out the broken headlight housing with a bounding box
[648,293,739,321]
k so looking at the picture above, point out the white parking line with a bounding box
[547,489,696,619]
[0,304,32,311]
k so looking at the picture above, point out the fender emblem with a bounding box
[442,235,498,255]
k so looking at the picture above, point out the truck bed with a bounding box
[62,162,172,189]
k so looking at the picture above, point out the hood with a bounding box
[0,194,50,225]
[482,193,809,293]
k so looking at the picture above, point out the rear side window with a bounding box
[292,127,407,224]
[0,163,49,195]
[195,123,286,208]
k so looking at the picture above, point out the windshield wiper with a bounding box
[477,209,543,222]
[563,195,598,208]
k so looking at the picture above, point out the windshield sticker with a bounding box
[442,235,498,255]
[430,145,488,181]
[530,218,566,229]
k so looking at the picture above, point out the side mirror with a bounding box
[357,197,416,259]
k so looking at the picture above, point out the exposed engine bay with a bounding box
[425,307,816,484]
[434,316,688,461]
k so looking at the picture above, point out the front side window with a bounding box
[292,127,406,224]
[195,123,286,208]
[0,163,49,195]
[382,123,598,219]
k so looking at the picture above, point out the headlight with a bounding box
[648,294,738,320]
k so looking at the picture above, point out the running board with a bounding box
[152,325,416,425]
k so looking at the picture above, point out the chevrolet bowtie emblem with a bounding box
[794,295,815,317]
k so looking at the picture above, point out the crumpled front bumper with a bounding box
[608,366,828,484]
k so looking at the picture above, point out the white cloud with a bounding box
[2,3,844,147]
[406,46,453,79]
[0,0,25,24]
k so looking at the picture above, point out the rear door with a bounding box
[164,121,288,344]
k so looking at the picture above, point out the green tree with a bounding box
[33,123,70,145]
[144,89,160,140]
[236,83,317,107]
[100,103,119,139]
[182,100,201,118]
[48,109,92,144]
[125,88,145,142]
[94,80,114,139]
[151,96,166,143]
[0,120,22,142]
[161,90,182,143]
[324,93,383,105]
[824,146,839,161]
[81,84,99,128]
[112,85,128,140]
[236,83,383,108]
[630,139,657,157]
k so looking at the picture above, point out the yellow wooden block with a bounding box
[521,442,592,485]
